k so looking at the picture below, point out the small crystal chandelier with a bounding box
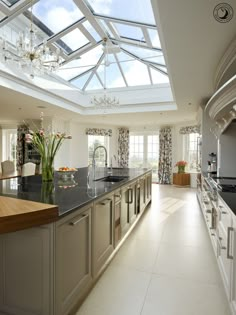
[0,0,61,78]
[90,38,119,109]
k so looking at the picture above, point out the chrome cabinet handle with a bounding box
[227,227,234,260]
[128,188,133,204]
[100,198,112,205]
[70,214,89,226]
[218,236,226,250]
[115,194,121,198]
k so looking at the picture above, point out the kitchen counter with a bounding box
[0,167,151,233]
[218,191,236,215]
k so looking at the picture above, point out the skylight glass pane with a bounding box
[150,68,169,84]
[57,65,93,81]
[116,51,135,63]
[87,0,155,24]
[120,60,150,86]
[147,55,166,65]
[58,29,89,53]
[1,0,19,7]
[97,63,126,88]
[114,23,143,41]
[83,21,100,42]
[86,75,103,90]
[32,0,84,34]
[148,29,161,48]
[71,71,91,89]
[121,44,162,60]
[99,20,112,37]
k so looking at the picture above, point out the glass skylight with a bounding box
[32,0,84,34]
[113,23,144,41]
[0,0,169,93]
[86,0,155,24]
[1,0,19,7]
[58,29,89,53]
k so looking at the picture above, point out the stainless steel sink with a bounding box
[95,175,128,183]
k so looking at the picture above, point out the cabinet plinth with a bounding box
[173,173,190,186]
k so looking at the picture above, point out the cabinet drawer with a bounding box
[218,199,232,234]
[217,224,232,293]
[114,190,121,203]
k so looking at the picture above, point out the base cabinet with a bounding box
[55,206,92,315]
[92,194,114,277]
[0,225,53,315]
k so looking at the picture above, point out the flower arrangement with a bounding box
[25,113,72,181]
[175,160,187,167]
[175,160,187,173]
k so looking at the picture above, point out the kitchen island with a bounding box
[0,167,152,315]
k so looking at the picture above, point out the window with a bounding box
[183,133,200,170]
[129,132,159,182]
[2,129,17,166]
[88,135,109,166]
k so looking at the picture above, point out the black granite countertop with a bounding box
[0,167,151,216]
[218,191,236,215]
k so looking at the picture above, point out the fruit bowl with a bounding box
[57,167,77,180]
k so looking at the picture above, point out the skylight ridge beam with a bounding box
[94,14,156,29]
[73,0,108,39]
[77,23,96,44]
[121,47,168,76]
[114,53,128,87]
[105,21,120,39]
[147,66,153,84]
[83,53,104,90]
[142,27,152,47]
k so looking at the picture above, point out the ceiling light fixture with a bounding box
[90,38,119,110]
[0,0,61,78]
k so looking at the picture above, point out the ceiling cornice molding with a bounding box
[214,36,236,91]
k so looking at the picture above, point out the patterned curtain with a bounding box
[85,128,112,137]
[118,128,129,168]
[158,127,172,184]
[16,124,29,170]
[179,125,200,134]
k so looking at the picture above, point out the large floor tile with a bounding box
[141,274,231,315]
[76,265,151,315]
[153,243,222,285]
[112,238,160,272]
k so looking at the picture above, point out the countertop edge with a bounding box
[0,196,58,234]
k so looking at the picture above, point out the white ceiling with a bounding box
[0,0,235,127]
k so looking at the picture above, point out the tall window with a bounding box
[88,135,109,166]
[2,129,17,166]
[183,133,200,170]
[129,132,159,182]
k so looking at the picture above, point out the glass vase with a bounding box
[41,157,54,182]
[178,166,185,173]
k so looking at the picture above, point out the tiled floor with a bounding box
[76,184,231,315]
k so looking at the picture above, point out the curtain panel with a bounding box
[179,125,200,134]
[118,128,129,168]
[85,128,112,137]
[158,127,172,184]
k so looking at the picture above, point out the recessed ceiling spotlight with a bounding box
[37,105,47,109]
[18,107,22,110]
[160,112,163,115]
[188,102,192,106]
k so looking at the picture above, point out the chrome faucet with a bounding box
[92,145,108,179]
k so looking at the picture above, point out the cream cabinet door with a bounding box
[55,207,92,315]
[0,225,53,315]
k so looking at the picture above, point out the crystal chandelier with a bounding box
[0,0,61,78]
[90,38,119,109]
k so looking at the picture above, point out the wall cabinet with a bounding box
[0,225,53,315]
[92,193,114,277]
[55,206,92,315]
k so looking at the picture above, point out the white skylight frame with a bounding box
[0,0,169,93]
